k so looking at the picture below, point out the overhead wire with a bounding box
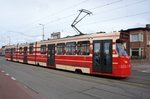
[61,10,150,32]
[40,0,125,26]
[9,0,149,38]
[33,0,148,33]
[91,0,148,17]
[57,0,148,29]
[16,0,90,33]
[19,0,90,29]
[89,0,124,10]
[13,0,148,33]
[19,0,124,33]
[40,0,124,26]
[2,0,149,45]
[44,13,76,26]
[80,10,150,26]
[8,31,41,38]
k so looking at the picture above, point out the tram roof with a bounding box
[38,31,120,43]
[5,31,120,47]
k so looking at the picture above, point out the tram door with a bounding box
[93,40,112,73]
[23,47,28,63]
[10,48,13,61]
[47,44,55,66]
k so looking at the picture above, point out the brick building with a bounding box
[0,46,5,56]
[123,24,150,60]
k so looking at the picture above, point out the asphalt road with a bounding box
[0,57,150,99]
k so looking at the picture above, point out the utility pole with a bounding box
[39,24,45,40]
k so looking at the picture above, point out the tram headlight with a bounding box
[124,60,128,64]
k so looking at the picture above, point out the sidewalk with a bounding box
[132,64,150,69]
[131,62,150,73]
[131,59,150,68]
[0,69,45,99]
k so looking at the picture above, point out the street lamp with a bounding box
[39,24,45,40]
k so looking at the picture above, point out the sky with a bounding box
[0,0,150,47]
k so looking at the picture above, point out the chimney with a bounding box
[146,24,150,28]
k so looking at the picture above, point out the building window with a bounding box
[40,45,46,54]
[131,48,139,57]
[130,48,145,59]
[77,41,90,55]
[57,43,65,55]
[66,42,76,55]
[130,33,143,42]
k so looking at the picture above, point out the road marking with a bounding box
[11,77,16,80]
[5,73,9,76]
[142,69,150,73]
[24,85,27,89]
[1,70,5,72]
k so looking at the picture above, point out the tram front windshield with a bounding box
[116,43,127,56]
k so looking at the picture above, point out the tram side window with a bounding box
[9,49,11,53]
[29,45,34,54]
[66,42,76,55]
[19,47,22,54]
[13,48,16,53]
[5,49,9,54]
[40,45,46,54]
[8,49,10,53]
[8,49,10,54]
[57,43,65,55]
[77,41,90,55]
[5,49,7,53]
[5,49,6,53]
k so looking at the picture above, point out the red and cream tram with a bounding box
[5,32,131,77]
